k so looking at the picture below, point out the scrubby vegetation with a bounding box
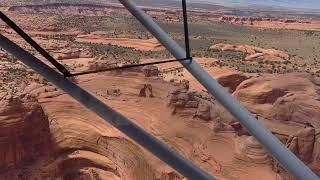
[39,34,76,42]
[80,42,172,64]
[0,56,18,63]
[54,15,152,39]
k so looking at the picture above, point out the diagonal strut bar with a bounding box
[118,0,319,179]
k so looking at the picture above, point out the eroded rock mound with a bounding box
[231,122,250,136]
[178,79,189,91]
[195,100,212,121]
[216,72,252,93]
[142,65,159,77]
[23,83,63,99]
[159,171,183,180]
[235,136,269,164]
[87,60,118,71]
[55,49,92,60]
[168,82,219,121]
[210,43,290,62]
[310,136,320,175]
[229,73,320,176]
[286,125,315,164]
[0,93,52,170]
[139,84,154,98]
[232,73,320,127]
[107,88,121,97]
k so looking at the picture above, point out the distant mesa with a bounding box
[210,43,290,63]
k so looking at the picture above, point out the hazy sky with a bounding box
[199,0,320,9]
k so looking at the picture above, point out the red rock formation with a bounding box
[139,84,154,98]
[142,65,159,77]
[287,127,315,164]
[107,88,121,97]
[231,122,250,136]
[232,73,320,127]
[216,72,251,93]
[210,43,290,61]
[310,136,320,175]
[0,93,52,170]
[55,49,81,60]
[168,87,220,121]
[87,60,118,71]
[159,171,183,180]
[235,136,269,164]
[195,100,212,121]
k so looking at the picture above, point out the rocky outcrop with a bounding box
[168,86,219,121]
[210,43,290,62]
[87,60,118,71]
[216,72,251,93]
[55,49,92,60]
[0,93,160,179]
[0,93,52,170]
[229,73,320,175]
[310,136,320,175]
[23,83,63,99]
[195,100,212,121]
[55,49,80,60]
[235,136,269,164]
[232,73,320,128]
[159,171,183,180]
[139,84,154,98]
[230,122,250,136]
[286,126,315,164]
[107,88,121,97]
[297,126,316,163]
[178,79,189,91]
[142,65,160,77]
[244,53,287,62]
